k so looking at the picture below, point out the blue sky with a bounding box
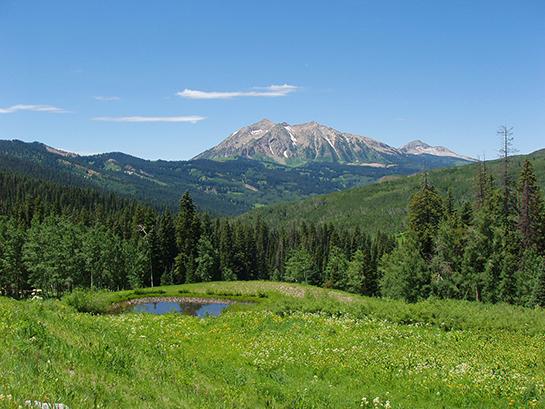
[1,0,544,160]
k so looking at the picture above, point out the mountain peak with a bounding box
[252,118,275,128]
[194,120,474,166]
[400,140,475,161]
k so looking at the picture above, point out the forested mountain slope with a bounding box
[241,149,545,233]
[0,138,471,215]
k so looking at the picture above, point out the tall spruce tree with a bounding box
[324,246,349,289]
[379,235,430,302]
[174,192,200,283]
[517,160,545,253]
[407,177,444,260]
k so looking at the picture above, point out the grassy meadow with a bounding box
[1,281,544,408]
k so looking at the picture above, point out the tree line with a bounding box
[381,156,545,307]
[1,147,544,308]
[0,170,395,297]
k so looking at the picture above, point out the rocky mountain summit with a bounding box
[195,119,474,166]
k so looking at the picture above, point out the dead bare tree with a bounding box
[497,126,515,222]
[137,224,154,288]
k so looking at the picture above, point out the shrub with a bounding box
[63,289,111,314]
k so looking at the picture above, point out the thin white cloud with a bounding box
[94,96,121,101]
[93,115,205,123]
[0,104,68,114]
[177,84,299,100]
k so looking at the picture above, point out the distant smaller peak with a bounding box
[402,140,431,149]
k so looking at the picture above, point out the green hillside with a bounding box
[0,139,470,215]
[242,149,545,233]
[1,281,544,408]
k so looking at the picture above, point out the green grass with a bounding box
[1,281,545,408]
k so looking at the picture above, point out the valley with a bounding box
[0,119,472,215]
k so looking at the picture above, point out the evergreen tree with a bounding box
[324,246,349,289]
[407,179,444,260]
[254,217,269,279]
[174,192,200,283]
[461,211,493,302]
[532,257,545,307]
[497,230,520,304]
[515,249,544,306]
[430,214,466,299]
[517,160,545,253]
[195,236,219,282]
[345,249,371,294]
[218,221,235,279]
[379,235,430,302]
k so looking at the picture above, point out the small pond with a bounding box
[116,297,234,317]
[131,301,229,317]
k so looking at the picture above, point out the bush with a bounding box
[63,289,111,314]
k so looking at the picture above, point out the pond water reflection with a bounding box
[130,301,229,317]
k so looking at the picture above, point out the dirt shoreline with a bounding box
[120,296,237,306]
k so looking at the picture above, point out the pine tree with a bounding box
[515,249,544,306]
[324,246,349,289]
[532,258,545,307]
[408,179,444,260]
[195,236,219,282]
[461,211,494,302]
[430,214,466,299]
[218,221,235,279]
[174,192,200,283]
[379,235,430,302]
[497,230,519,304]
[475,158,493,209]
[517,160,545,252]
[345,249,371,294]
[254,217,269,279]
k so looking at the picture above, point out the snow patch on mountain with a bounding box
[193,119,474,166]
